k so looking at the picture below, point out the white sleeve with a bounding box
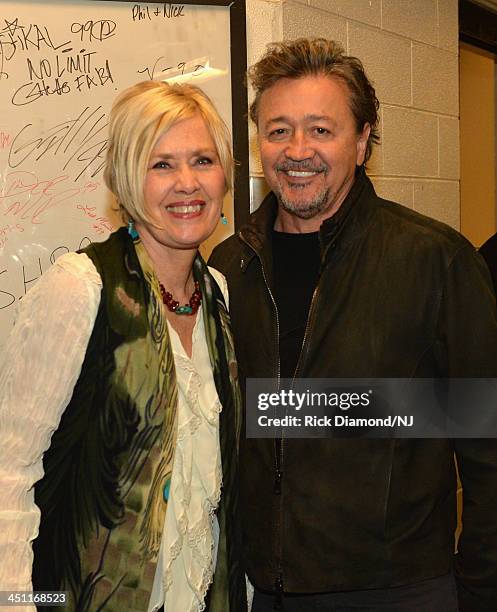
[208,266,229,310]
[0,252,102,603]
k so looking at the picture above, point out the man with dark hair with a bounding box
[210,38,497,611]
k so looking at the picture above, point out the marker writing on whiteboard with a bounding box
[0,171,81,225]
[0,17,71,57]
[132,4,185,21]
[12,58,114,106]
[137,57,204,81]
[0,236,93,312]
[70,20,116,43]
[8,107,108,181]
[0,132,11,149]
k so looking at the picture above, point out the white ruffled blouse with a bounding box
[0,251,228,612]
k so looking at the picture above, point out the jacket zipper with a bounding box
[240,234,335,600]
[293,283,320,379]
[239,234,285,598]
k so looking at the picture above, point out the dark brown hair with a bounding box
[249,38,380,162]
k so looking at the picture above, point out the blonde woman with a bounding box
[0,81,246,612]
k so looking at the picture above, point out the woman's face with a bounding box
[137,112,227,253]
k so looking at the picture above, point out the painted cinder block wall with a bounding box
[246,0,460,229]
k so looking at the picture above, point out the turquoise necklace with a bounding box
[159,281,202,315]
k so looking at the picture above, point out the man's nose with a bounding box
[284,131,313,161]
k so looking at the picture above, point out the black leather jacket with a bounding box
[209,169,497,611]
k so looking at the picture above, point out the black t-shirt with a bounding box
[272,230,321,378]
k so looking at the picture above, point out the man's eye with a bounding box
[268,128,288,139]
[314,127,330,135]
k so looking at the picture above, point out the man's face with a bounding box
[257,75,370,231]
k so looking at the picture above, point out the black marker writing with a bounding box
[0,18,70,56]
[132,4,185,21]
[0,269,15,310]
[71,20,117,43]
[27,50,97,80]
[8,107,108,181]
[13,57,114,107]
[137,58,204,81]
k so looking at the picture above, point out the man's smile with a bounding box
[285,170,321,178]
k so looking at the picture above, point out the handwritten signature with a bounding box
[0,17,115,82]
[12,59,114,107]
[0,170,97,224]
[8,107,108,182]
[137,57,205,81]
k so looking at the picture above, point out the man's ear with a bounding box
[356,123,371,166]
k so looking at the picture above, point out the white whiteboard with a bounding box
[0,0,234,347]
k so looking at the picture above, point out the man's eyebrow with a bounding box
[304,114,333,122]
[264,116,290,126]
[264,114,336,125]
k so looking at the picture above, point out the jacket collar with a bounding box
[238,186,276,256]
[319,166,376,252]
[239,166,377,266]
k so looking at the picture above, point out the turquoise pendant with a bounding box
[159,280,201,316]
[175,305,193,315]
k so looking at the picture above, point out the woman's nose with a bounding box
[174,165,200,193]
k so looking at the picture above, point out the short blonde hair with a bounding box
[104,80,233,224]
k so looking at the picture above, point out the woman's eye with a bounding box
[197,157,212,165]
[152,160,170,169]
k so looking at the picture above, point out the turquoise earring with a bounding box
[127,219,139,239]
[221,212,228,225]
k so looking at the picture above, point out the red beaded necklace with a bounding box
[159,281,202,315]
